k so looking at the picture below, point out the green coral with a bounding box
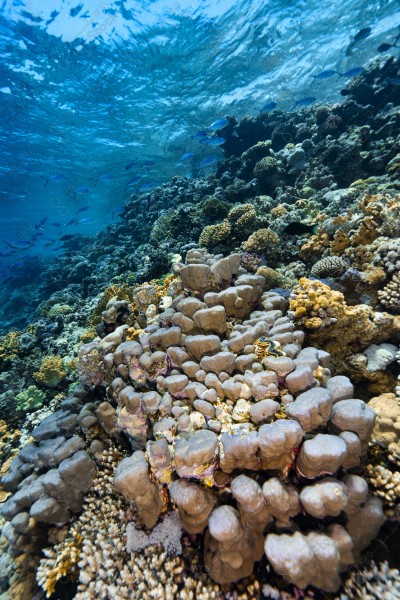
[47,304,72,318]
[33,355,66,388]
[0,331,21,368]
[253,156,279,178]
[16,385,46,412]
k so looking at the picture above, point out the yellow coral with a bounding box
[256,266,281,289]
[289,278,400,370]
[330,229,351,255]
[0,331,21,366]
[271,204,288,218]
[33,355,66,388]
[300,230,329,260]
[243,228,279,254]
[349,215,380,246]
[199,220,231,248]
[37,531,83,598]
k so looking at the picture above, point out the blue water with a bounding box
[0,0,399,281]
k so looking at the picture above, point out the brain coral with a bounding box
[310,256,348,279]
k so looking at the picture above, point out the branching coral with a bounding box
[199,220,231,248]
[37,532,83,598]
[33,356,66,388]
[301,230,329,260]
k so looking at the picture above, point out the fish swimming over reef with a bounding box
[206,118,229,131]
[312,69,337,81]
[346,27,371,56]
[294,96,316,107]
[338,67,364,78]
[282,222,318,235]
[260,101,277,113]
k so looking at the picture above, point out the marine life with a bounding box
[125,161,136,170]
[206,118,229,131]
[5,240,35,250]
[76,206,89,214]
[260,101,277,112]
[199,155,218,168]
[127,175,141,185]
[34,217,47,230]
[98,173,114,182]
[294,96,316,107]
[42,173,67,186]
[60,234,75,241]
[192,130,209,141]
[312,69,337,81]
[346,26,371,55]
[66,218,79,226]
[79,218,94,224]
[254,337,286,360]
[202,136,226,146]
[377,42,398,53]
[181,152,193,161]
[339,67,364,77]
[112,205,125,218]
[282,222,318,235]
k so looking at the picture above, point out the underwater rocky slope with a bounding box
[0,57,400,598]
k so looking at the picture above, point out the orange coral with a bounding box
[300,230,329,260]
[330,229,351,255]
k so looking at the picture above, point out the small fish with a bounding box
[192,130,209,141]
[181,152,193,161]
[75,186,90,193]
[282,222,318,235]
[66,218,79,226]
[51,222,61,227]
[339,67,364,78]
[199,155,218,168]
[203,136,226,146]
[10,261,23,268]
[98,174,114,182]
[125,161,136,170]
[377,42,398,53]
[42,173,67,187]
[312,69,337,81]
[207,118,229,131]
[294,96,316,107]
[128,176,141,185]
[112,206,125,219]
[5,240,34,250]
[76,206,89,214]
[79,217,94,224]
[40,236,56,243]
[260,101,277,113]
[60,234,74,241]
[346,27,371,56]
[139,182,156,191]
[34,217,47,230]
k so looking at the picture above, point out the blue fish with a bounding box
[312,69,337,80]
[139,182,156,191]
[51,222,61,227]
[5,240,34,250]
[75,186,90,193]
[199,155,218,168]
[128,176,141,185]
[98,174,114,182]
[207,118,229,131]
[34,217,47,230]
[181,152,193,161]
[79,217,94,224]
[192,130,209,141]
[203,137,226,146]
[260,101,277,113]
[76,206,89,214]
[39,236,56,243]
[294,96,316,107]
[339,67,364,78]
[66,219,79,226]
[112,206,125,219]
[125,161,136,170]
[42,173,67,187]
